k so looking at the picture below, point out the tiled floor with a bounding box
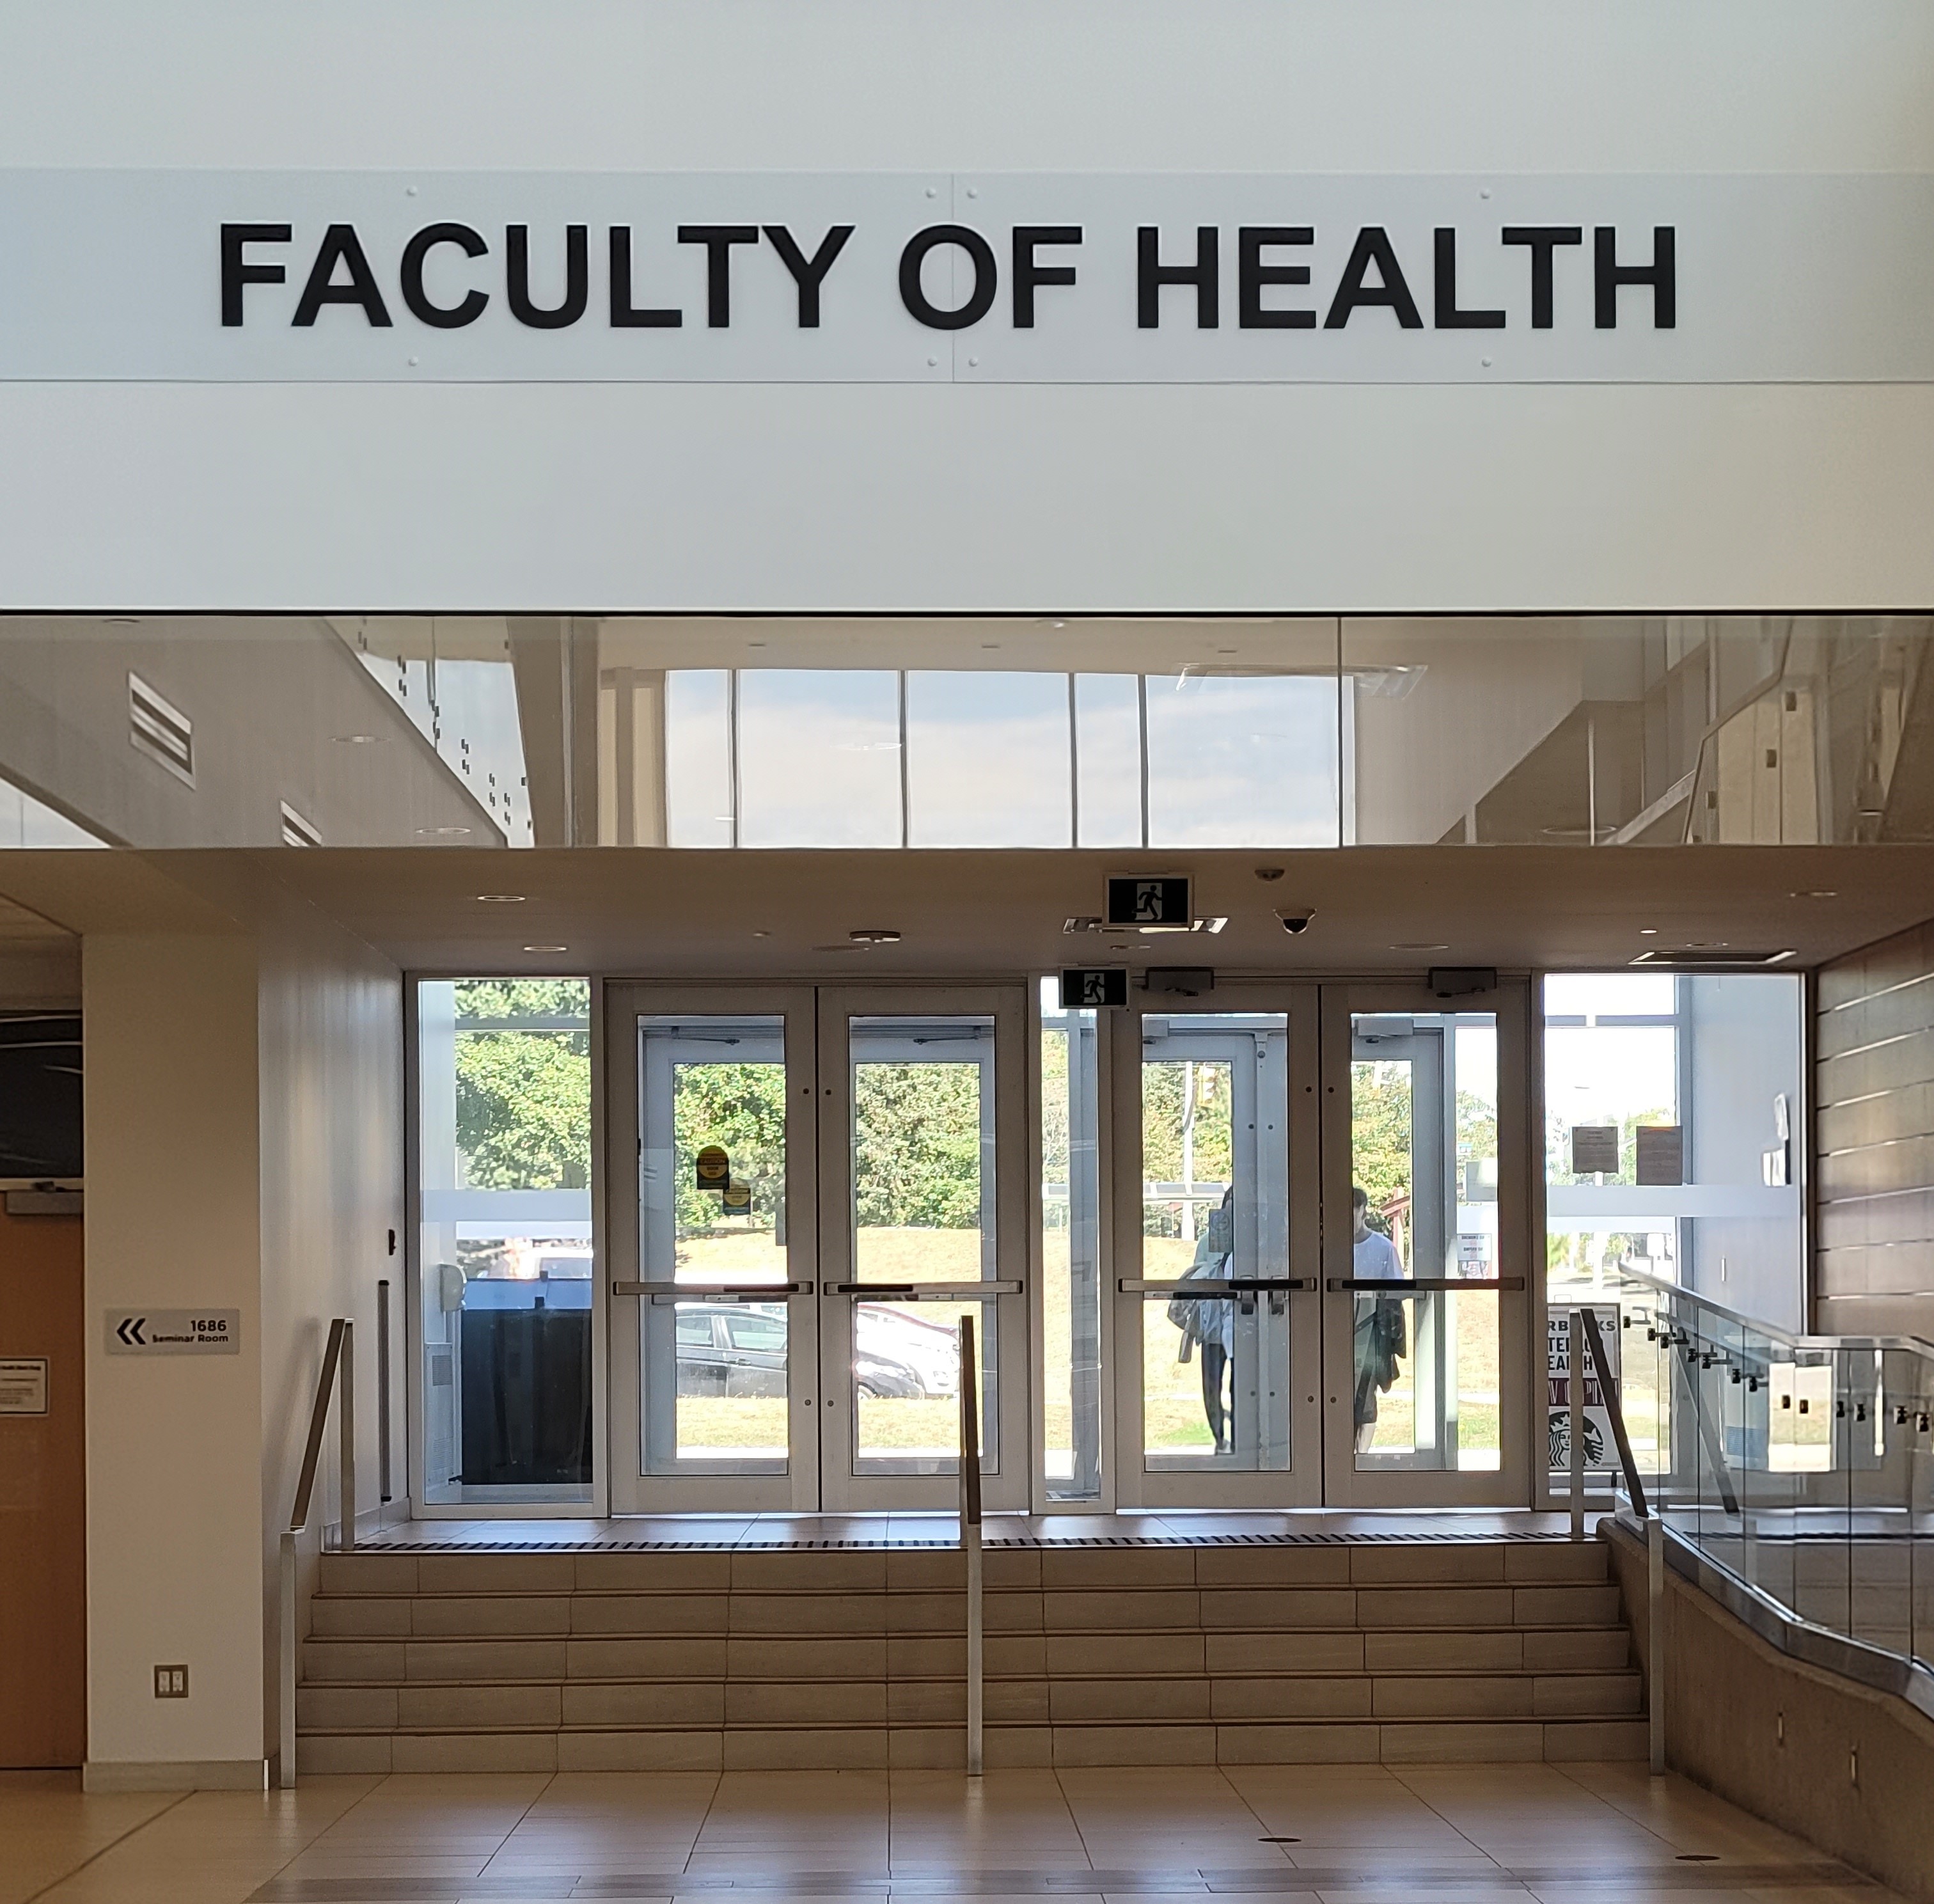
[1,1763,1894,1904]
[359,1512,1585,1552]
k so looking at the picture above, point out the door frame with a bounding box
[1318,976,1535,1508]
[1109,984,1325,1509]
[815,983,1032,1513]
[603,982,822,1514]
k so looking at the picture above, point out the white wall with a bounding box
[83,932,265,1781]
[2,1,1933,614]
[81,904,403,1784]
[256,900,404,1763]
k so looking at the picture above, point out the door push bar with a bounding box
[1117,1278,1316,1294]
[823,1281,1023,1299]
[1325,1276,1527,1293]
[611,1280,815,1301]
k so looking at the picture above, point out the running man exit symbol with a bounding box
[1060,968,1128,1009]
[1105,875,1191,929]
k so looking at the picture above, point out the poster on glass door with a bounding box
[1547,1307,1620,1470]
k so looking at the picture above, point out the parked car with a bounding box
[672,1300,961,1399]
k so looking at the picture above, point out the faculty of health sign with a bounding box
[3,171,1934,383]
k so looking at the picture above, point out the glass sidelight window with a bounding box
[1041,979,1104,1501]
[416,979,594,1506]
[1348,1010,1501,1472]
[1139,1013,1293,1472]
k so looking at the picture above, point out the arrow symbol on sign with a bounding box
[117,1316,145,1347]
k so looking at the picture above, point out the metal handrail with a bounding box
[1614,1261,1934,1364]
[957,1312,983,1778]
[279,1317,354,1790]
[1561,1303,1665,1774]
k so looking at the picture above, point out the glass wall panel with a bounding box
[417,979,593,1506]
[908,672,1071,847]
[737,670,902,847]
[1544,970,1806,1489]
[1041,977,1103,1500]
[1144,673,1341,847]
[3,612,1931,850]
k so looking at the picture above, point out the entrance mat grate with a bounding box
[248,1863,1868,1900]
[354,1528,1573,1553]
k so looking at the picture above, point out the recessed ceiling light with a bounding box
[1199,917,1229,934]
[523,944,567,954]
[752,930,771,939]
[333,733,382,744]
[476,893,526,903]
[851,928,901,945]
[1639,928,1658,936]
[1391,942,1450,952]
[416,824,473,838]
[1789,889,1838,900]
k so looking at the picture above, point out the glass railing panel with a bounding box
[1852,1346,1920,1658]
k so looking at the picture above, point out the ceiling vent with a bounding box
[279,801,322,848]
[1631,948,1795,968]
[127,673,193,785]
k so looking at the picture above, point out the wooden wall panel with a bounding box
[0,1203,85,1767]
[1816,917,1934,1341]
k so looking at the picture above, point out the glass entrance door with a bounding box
[1109,980,1531,1509]
[1319,981,1532,1506]
[1111,992,1325,1507]
[605,982,1028,1513]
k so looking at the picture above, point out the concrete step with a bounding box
[303,1581,1624,1638]
[315,1540,1612,1597]
[295,1538,1641,1770]
[297,1667,1642,1731]
[293,1714,1651,1774]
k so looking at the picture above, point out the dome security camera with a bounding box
[1277,908,1316,935]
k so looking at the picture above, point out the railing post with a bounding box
[338,1319,356,1553]
[1569,1307,1586,1541]
[377,1279,392,1506]
[278,1530,297,1789]
[1647,1511,1667,1775]
[958,1313,983,1778]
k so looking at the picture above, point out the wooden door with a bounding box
[0,1202,85,1767]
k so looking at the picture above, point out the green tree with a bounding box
[453,980,591,1190]
[853,1062,984,1228]
[672,1062,787,1232]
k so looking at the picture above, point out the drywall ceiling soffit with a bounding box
[0,850,248,938]
[126,842,1934,977]
[591,615,1342,675]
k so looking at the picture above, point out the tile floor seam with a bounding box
[1051,1772,1099,1874]
[1382,1766,1509,1873]
[17,1786,198,1904]
[1549,1760,1681,1857]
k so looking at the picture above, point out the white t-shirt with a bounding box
[1353,1229,1404,1281]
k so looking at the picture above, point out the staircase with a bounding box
[296,1537,1645,1773]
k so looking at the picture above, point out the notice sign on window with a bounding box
[0,1358,49,1414]
[1634,1124,1685,1186]
[1569,1125,1619,1175]
[1548,1307,1621,1470]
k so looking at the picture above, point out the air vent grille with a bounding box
[1631,948,1795,968]
[279,801,322,848]
[127,673,193,785]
